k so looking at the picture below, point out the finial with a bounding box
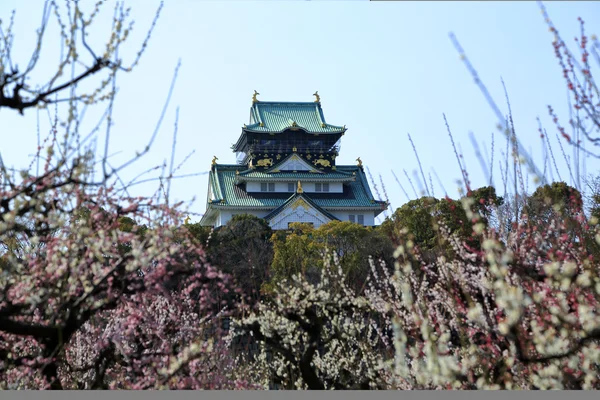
[184,216,191,225]
[212,156,218,166]
[292,146,297,152]
[313,91,320,103]
[356,157,362,167]
[252,90,260,103]
[236,170,240,175]
[297,181,303,194]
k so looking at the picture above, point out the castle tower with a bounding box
[200,92,387,229]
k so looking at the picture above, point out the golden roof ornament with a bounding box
[356,157,363,167]
[313,91,320,103]
[184,216,191,225]
[212,156,218,166]
[297,181,303,193]
[292,146,297,152]
[252,90,260,103]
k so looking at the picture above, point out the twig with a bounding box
[407,133,429,196]
[403,169,418,199]
[391,170,410,202]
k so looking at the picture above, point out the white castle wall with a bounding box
[245,181,343,193]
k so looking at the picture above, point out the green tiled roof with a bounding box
[205,164,387,212]
[244,102,345,134]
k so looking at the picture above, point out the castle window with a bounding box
[315,182,329,192]
[358,215,364,225]
[349,214,355,223]
[261,182,275,192]
[288,182,295,192]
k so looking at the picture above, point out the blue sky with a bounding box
[1,1,599,223]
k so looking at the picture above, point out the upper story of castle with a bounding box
[232,91,346,168]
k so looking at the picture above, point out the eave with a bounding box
[241,125,346,135]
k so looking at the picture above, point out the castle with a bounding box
[200,92,387,229]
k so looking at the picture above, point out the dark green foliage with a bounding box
[380,186,503,261]
[184,222,213,246]
[524,182,584,244]
[468,186,504,220]
[525,182,582,221]
[206,214,274,304]
[267,221,394,295]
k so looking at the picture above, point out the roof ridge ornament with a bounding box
[212,156,218,166]
[313,91,320,103]
[252,90,260,103]
[297,181,303,193]
[356,157,362,167]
